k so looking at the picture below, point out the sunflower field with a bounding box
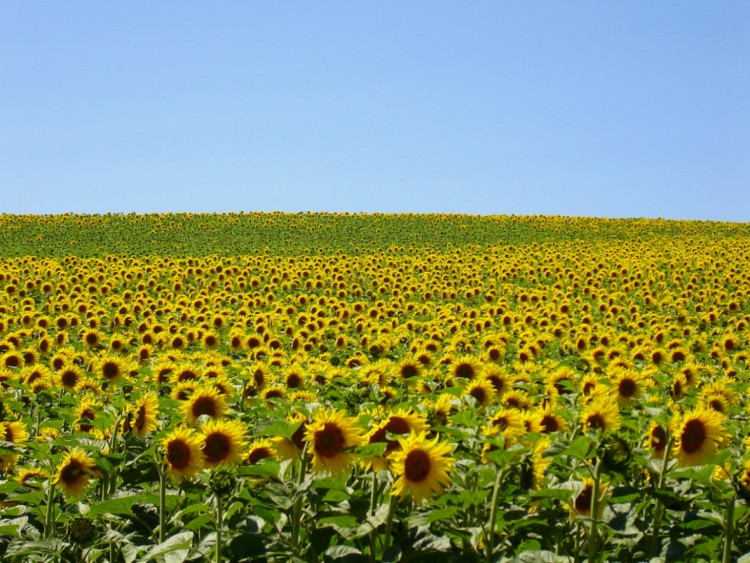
[1,212,750,562]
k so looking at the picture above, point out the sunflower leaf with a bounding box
[141,530,194,562]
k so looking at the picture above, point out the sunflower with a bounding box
[182,385,227,424]
[502,389,531,411]
[127,392,159,438]
[740,459,750,494]
[450,355,483,381]
[75,377,102,395]
[537,404,568,434]
[547,367,577,396]
[610,369,644,407]
[673,407,726,467]
[699,379,737,411]
[58,365,85,390]
[304,409,364,476]
[571,477,609,518]
[199,419,248,469]
[96,355,132,384]
[671,373,688,401]
[362,409,429,471]
[0,421,28,471]
[464,378,496,407]
[520,437,552,491]
[170,381,198,401]
[53,448,99,498]
[490,408,525,433]
[74,397,101,433]
[646,422,669,459]
[579,373,601,399]
[261,385,286,403]
[580,397,622,434]
[162,427,205,480]
[483,366,513,397]
[397,357,422,382]
[16,467,48,490]
[247,438,277,464]
[391,432,455,503]
[22,365,52,387]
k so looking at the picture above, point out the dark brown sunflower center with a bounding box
[102,362,119,379]
[650,425,667,451]
[60,461,85,484]
[618,378,637,398]
[492,416,509,429]
[61,370,79,387]
[385,417,410,435]
[401,364,419,378]
[203,433,232,463]
[681,419,706,454]
[554,378,571,395]
[291,423,307,450]
[315,423,345,458]
[541,415,558,433]
[192,397,218,418]
[135,405,147,431]
[178,370,197,382]
[248,447,273,464]
[487,375,504,393]
[404,449,431,483]
[286,374,302,388]
[455,363,474,379]
[368,427,388,444]
[469,387,487,405]
[86,333,99,345]
[574,485,593,514]
[587,414,606,431]
[167,440,192,470]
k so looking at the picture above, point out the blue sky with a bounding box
[1,3,749,220]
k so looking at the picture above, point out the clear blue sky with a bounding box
[2,3,749,220]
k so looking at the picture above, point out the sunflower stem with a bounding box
[368,470,380,561]
[215,493,224,563]
[587,459,603,563]
[158,462,167,544]
[44,480,55,539]
[721,492,736,563]
[105,413,122,498]
[382,493,398,555]
[648,433,673,558]
[485,467,504,562]
[291,446,308,554]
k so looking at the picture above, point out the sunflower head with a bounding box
[304,409,364,477]
[390,432,455,503]
[673,407,726,467]
[200,419,248,469]
[53,448,100,498]
[182,386,227,424]
[126,392,159,438]
[162,427,205,480]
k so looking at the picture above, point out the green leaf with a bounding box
[325,545,366,561]
[142,531,194,562]
[561,435,595,461]
[0,516,27,537]
[88,496,140,516]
